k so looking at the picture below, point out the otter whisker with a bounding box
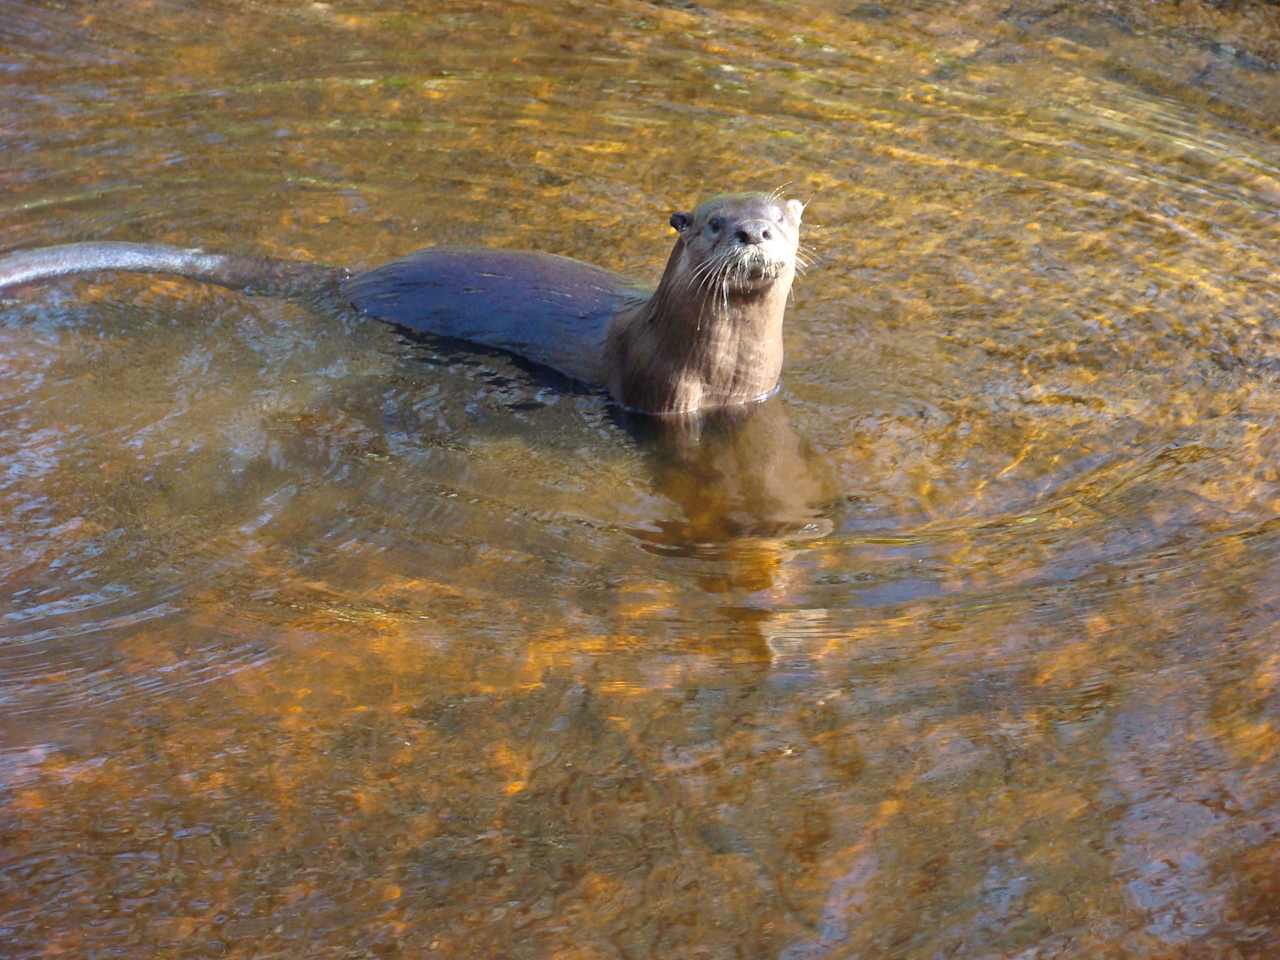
[702,261,724,320]
[692,258,725,301]
[685,261,711,293]
[689,272,719,318]
[693,256,724,285]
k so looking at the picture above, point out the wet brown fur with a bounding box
[604,193,804,415]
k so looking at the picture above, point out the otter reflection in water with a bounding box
[618,396,837,550]
[0,192,806,417]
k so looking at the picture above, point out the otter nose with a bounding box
[733,220,773,246]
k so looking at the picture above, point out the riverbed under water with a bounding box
[2,1,1279,957]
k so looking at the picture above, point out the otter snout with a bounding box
[733,220,774,246]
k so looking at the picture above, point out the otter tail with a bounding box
[0,241,341,297]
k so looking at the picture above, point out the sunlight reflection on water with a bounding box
[2,0,1279,957]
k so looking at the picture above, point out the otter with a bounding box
[0,192,804,416]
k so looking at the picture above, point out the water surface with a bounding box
[2,1,1279,957]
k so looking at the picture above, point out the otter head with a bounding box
[668,193,804,300]
[604,191,805,415]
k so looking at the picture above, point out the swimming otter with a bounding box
[0,192,805,415]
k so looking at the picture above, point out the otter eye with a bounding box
[708,216,723,233]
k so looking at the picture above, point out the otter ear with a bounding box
[670,211,692,233]
[785,198,805,223]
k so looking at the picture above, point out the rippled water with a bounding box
[2,1,1279,956]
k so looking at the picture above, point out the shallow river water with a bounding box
[2,1,1279,957]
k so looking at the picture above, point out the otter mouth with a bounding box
[743,260,784,282]
[718,241,782,272]
[685,249,791,302]
[728,253,785,289]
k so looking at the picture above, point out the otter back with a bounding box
[343,249,647,386]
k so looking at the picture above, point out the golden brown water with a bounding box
[2,1,1279,956]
